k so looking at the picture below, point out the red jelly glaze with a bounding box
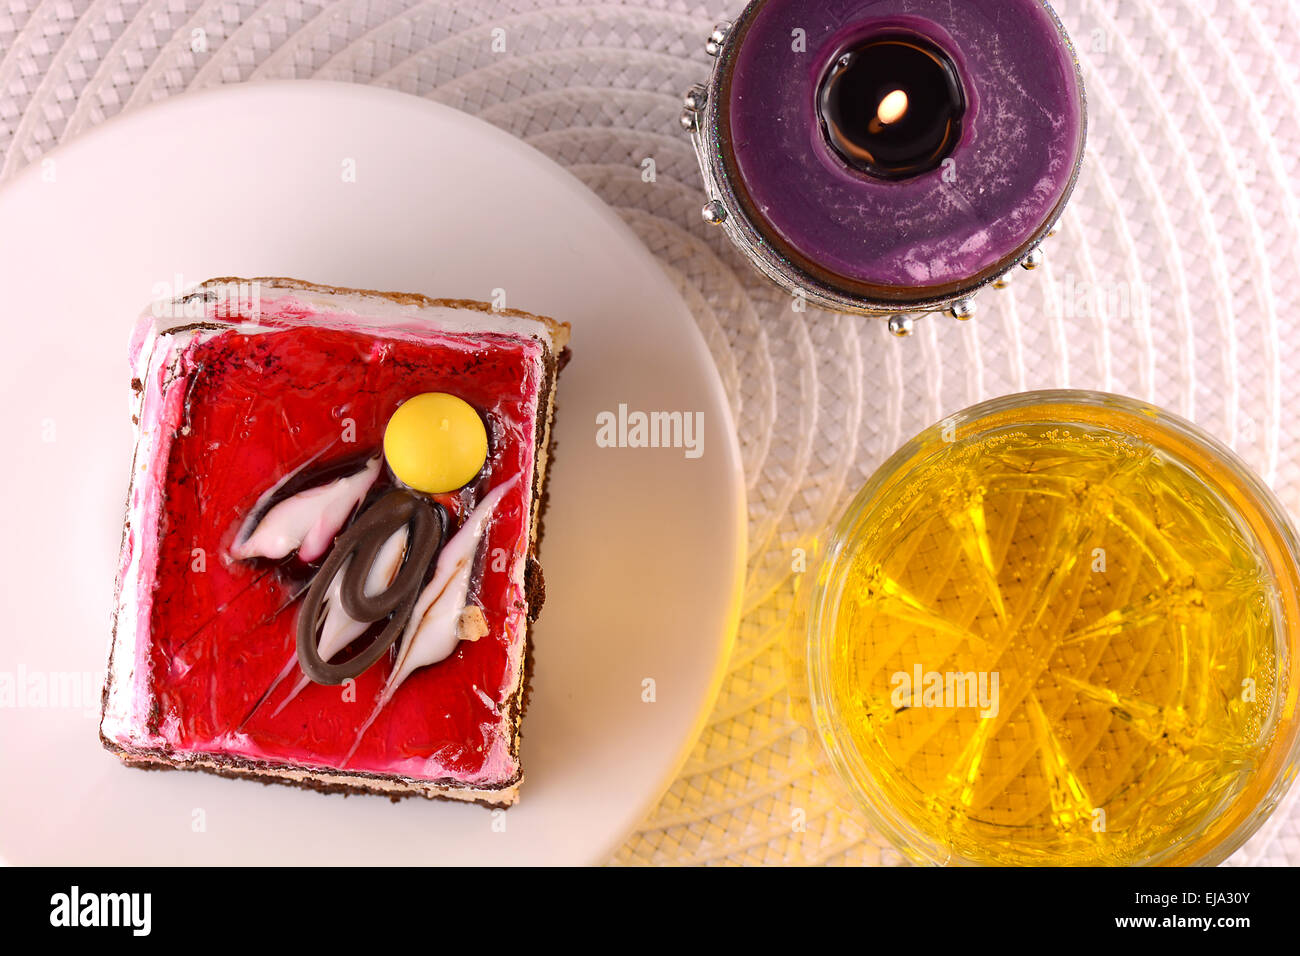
[146,324,541,783]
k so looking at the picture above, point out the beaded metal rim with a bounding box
[681,1,1088,328]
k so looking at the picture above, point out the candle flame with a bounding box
[877,89,909,126]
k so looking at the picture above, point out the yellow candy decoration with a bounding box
[383,393,488,494]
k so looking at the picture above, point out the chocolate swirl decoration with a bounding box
[296,489,445,685]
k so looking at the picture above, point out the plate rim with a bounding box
[0,79,748,866]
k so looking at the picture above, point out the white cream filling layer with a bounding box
[146,281,567,348]
[118,750,520,806]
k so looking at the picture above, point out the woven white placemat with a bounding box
[3,0,1298,866]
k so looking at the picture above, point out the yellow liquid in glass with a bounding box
[827,410,1286,865]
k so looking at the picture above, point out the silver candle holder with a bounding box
[681,2,1086,336]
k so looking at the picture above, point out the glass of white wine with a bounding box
[804,390,1300,866]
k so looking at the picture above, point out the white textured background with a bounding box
[2,0,1298,866]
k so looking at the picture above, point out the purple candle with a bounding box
[685,0,1086,315]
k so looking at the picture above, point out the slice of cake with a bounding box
[101,277,569,806]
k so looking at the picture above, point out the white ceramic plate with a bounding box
[0,81,745,865]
